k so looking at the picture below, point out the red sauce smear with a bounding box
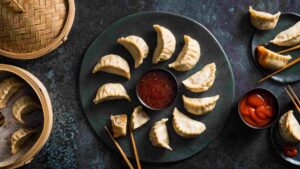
[137,70,177,109]
[283,145,298,158]
[239,90,276,127]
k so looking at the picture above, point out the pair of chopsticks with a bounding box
[104,126,141,169]
[285,85,300,114]
[258,45,300,83]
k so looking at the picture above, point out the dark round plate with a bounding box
[271,102,300,166]
[79,12,235,163]
[251,13,300,83]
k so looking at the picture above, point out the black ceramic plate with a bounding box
[271,102,300,166]
[251,13,300,83]
[79,12,235,163]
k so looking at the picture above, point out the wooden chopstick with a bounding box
[285,87,300,113]
[104,126,134,169]
[130,130,141,169]
[278,44,300,54]
[258,56,300,83]
[288,85,300,106]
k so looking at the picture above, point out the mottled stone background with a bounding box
[1,0,299,168]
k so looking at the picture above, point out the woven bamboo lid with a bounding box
[0,0,75,59]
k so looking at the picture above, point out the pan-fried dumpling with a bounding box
[11,128,36,154]
[149,118,172,150]
[92,54,131,79]
[169,35,200,71]
[183,95,219,115]
[12,95,40,124]
[271,21,300,46]
[256,46,291,70]
[130,106,150,130]
[0,77,24,109]
[111,114,127,138]
[172,107,206,138]
[249,6,280,30]
[152,24,176,64]
[117,35,149,68]
[93,83,131,104]
[279,110,300,143]
[183,63,216,92]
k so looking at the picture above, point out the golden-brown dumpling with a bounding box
[92,54,131,79]
[279,110,300,143]
[169,35,200,71]
[152,24,176,64]
[93,83,131,104]
[13,95,41,124]
[111,114,127,138]
[130,106,150,130]
[117,35,149,68]
[271,21,300,46]
[0,77,24,109]
[172,107,206,138]
[249,6,281,30]
[183,95,219,115]
[11,128,36,154]
[149,118,172,150]
[182,63,216,92]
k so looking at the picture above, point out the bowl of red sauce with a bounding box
[238,88,280,129]
[136,69,178,111]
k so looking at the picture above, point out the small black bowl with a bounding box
[136,68,178,111]
[238,88,280,129]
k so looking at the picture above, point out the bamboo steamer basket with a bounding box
[0,64,53,169]
[0,0,75,59]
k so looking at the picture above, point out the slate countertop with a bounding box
[1,0,298,168]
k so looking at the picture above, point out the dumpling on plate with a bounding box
[249,6,280,30]
[152,24,176,64]
[183,95,219,115]
[279,110,300,143]
[93,83,131,104]
[13,95,41,124]
[92,54,131,79]
[256,46,291,70]
[169,35,200,71]
[111,114,127,138]
[11,128,36,154]
[172,107,206,138]
[117,35,149,68]
[0,77,24,109]
[182,63,216,92]
[271,21,300,46]
[149,118,172,150]
[130,106,150,131]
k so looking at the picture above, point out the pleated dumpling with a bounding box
[13,95,41,124]
[11,128,36,154]
[0,77,24,109]
[271,21,300,46]
[149,118,172,150]
[183,63,216,92]
[117,35,149,68]
[169,35,201,71]
[256,46,291,70]
[172,107,206,138]
[279,110,300,143]
[111,114,127,138]
[183,95,219,115]
[249,6,280,30]
[130,106,150,131]
[93,83,131,104]
[152,24,176,64]
[92,54,131,79]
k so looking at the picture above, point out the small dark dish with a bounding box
[238,88,280,129]
[136,68,178,111]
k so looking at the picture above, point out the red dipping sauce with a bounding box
[137,69,178,110]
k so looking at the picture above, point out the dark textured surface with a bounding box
[0,0,297,168]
